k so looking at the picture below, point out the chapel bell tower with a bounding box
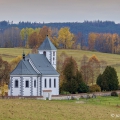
[38,35,57,69]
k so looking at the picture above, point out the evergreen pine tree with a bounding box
[96,66,119,91]
[62,57,78,93]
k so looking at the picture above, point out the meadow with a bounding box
[1,48,120,120]
[0,96,120,120]
[1,48,120,81]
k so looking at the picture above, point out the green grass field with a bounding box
[0,97,120,120]
[0,48,120,120]
[1,48,120,81]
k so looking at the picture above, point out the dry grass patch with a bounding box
[0,99,119,120]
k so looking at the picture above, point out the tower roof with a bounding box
[38,36,57,50]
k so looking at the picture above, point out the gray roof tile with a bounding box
[38,36,57,50]
[11,59,38,75]
[11,54,59,76]
[26,54,59,75]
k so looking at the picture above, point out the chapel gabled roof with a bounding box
[11,54,59,76]
[38,36,57,50]
[26,54,59,75]
[11,59,38,75]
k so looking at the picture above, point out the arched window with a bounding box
[54,79,56,88]
[45,79,47,88]
[53,57,55,61]
[34,80,36,88]
[26,80,29,88]
[15,80,18,88]
[49,79,51,88]
[43,51,46,56]
[53,52,55,56]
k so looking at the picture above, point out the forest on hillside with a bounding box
[0,20,120,54]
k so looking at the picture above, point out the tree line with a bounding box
[58,52,119,94]
[0,26,79,49]
[1,20,120,52]
[1,20,120,34]
[88,33,120,54]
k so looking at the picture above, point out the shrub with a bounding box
[111,91,118,97]
[78,82,89,93]
[89,84,101,92]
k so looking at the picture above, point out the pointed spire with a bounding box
[23,50,25,61]
[38,36,57,50]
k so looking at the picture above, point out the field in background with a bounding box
[0,97,120,120]
[0,48,31,62]
[1,48,120,81]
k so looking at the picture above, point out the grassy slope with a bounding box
[58,49,120,82]
[0,97,120,120]
[1,48,120,81]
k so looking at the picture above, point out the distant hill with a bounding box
[1,20,120,35]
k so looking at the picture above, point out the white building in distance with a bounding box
[8,36,59,97]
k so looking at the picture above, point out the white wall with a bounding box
[32,77,37,96]
[11,77,21,96]
[51,51,56,69]
[22,77,31,96]
[41,76,59,95]
[9,75,59,96]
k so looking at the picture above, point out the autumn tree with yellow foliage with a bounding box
[58,27,75,49]
[20,28,34,47]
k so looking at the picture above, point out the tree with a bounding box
[20,28,34,47]
[88,33,97,50]
[80,55,90,84]
[78,82,89,93]
[0,27,22,48]
[61,57,78,93]
[61,57,87,94]
[0,57,11,86]
[76,32,85,49]
[28,32,39,48]
[88,55,100,85]
[76,70,89,93]
[58,27,75,49]
[97,66,119,91]
[57,51,68,73]
[39,26,52,46]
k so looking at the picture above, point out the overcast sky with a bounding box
[0,0,120,23]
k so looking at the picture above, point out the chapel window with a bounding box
[43,51,46,56]
[53,52,55,56]
[26,80,29,88]
[54,79,56,88]
[15,80,18,88]
[45,79,47,88]
[53,57,55,61]
[49,79,51,88]
[34,80,36,88]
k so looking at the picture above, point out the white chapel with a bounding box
[8,36,59,96]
